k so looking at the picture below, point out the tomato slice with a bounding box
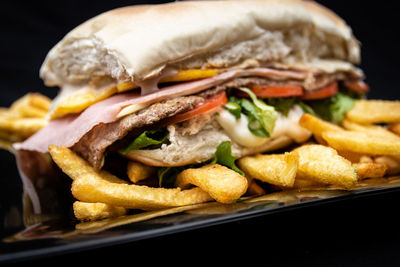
[343,80,370,94]
[236,84,303,98]
[164,91,228,125]
[299,82,338,100]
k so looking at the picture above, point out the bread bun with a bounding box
[40,0,359,87]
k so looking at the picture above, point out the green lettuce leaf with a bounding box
[229,88,278,138]
[224,101,242,119]
[307,92,356,124]
[210,141,244,175]
[264,97,296,117]
[157,167,182,187]
[297,101,317,116]
[329,93,356,124]
[121,129,168,154]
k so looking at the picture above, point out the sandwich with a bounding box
[15,0,365,164]
[9,0,383,219]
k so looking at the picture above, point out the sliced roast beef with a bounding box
[72,95,204,170]
[214,72,349,91]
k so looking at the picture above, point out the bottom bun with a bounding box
[123,132,293,167]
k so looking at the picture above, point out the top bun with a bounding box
[40,0,360,87]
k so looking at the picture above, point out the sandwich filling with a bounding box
[15,64,368,175]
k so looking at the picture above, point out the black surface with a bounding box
[6,190,400,266]
[1,0,400,266]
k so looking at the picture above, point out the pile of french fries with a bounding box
[1,94,400,222]
[47,99,400,222]
[0,93,51,151]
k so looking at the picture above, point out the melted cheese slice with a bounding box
[51,69,219,119]
[50,85,117,119]
[116,69,219,93]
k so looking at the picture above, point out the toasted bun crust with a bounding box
[40,0,359,87]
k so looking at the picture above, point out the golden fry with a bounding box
[298,113,343,145]
[299,113,343,136]
[246,180,266,196]
[336,150,365,163]
[0,93,51,139]
[0,118,47,138]
[0,130,24,142]
[359,155,374,163]
[10,93,50,115]
[374,156,400,175]
[388,123,400,136]
[341,119,400,141]
[175,164,248,204]
[346,100,400,124]
[322,130,400,155]
[17,105,48,118]
[238,153,298,188]
[28,93,51,111]
[127,161,156,183]
[292,177,323,189]
[49,145,127,183]
[49,146,212,210]
[73,201,128,221]
[292,144,358,188]
[353,162,387,180]
[0,138,14,153]
[72,173,212,210]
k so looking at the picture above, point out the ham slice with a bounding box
[14,67,307,153]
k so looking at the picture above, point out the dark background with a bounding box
[1,1,400,266]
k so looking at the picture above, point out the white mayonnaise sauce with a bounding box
[216,104,311,147]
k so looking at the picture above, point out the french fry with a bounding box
[73,201,128,221]
[0,138,14,153]
[0,118,47,138]
[336,150,365,163]
[353,162,387,180]
[322,130,400,155]
[127,161,156,183]
[298,113,343,145]
[292,144,358,188]
[17,105,48,118]
[359,156,373,163]
[299,113,343,136]
[175,164,248,204]
[0,130,24,142]
[72,173,212,210]
[49,145,128,183]
[341,119,400,141]
[28,93,51,111]
[388,123,400,136]
[292,177,323,189]
[0,93,51,141]
[10,93,50,116]
[49,146,212,210]
[246,179,266,196]
[346,100,400,124]
[237,153,298,188]
[374,156,400,175]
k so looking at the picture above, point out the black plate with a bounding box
[1,1,400,265]
[2,147,400,264]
